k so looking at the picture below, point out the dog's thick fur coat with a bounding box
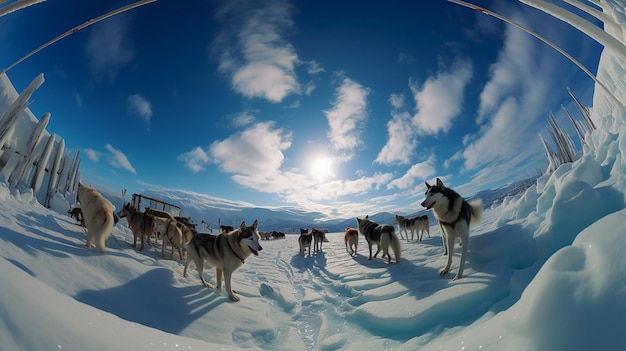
[153,216,184,260]
[394,214,430,241]
[344,227,358,256]
[312,228,325,252]
[356,216,401,264]
[118,203,154,250]
[183,220,262,301]
[298,232,312,255]
[421,178,482,280]
[77,182,114,253]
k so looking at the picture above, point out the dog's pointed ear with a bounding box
[252,219,258,229]
[425,181,431,189]
[239,221,246,230]
[436,177,445,189]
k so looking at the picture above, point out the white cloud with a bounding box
[214,0,300,102]
[84,148,101,162]
[325,78,371,157]
[375,94,416,165]
[410,58,473,135]
[388,157,435,190]
[104,144,136,174]
[178,146,210,173]
[209,121,292,177]
[128,94,152,124]
[85,15,134,81]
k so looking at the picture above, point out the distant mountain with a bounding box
[96,177,537,233]
[470,176,538,208]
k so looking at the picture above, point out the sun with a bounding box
[309,155,334,181]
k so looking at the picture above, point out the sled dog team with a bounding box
[312,177,482,281]
[297,228,325,255]
[74,177,481,300]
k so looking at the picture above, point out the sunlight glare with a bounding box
[310,155,334,181]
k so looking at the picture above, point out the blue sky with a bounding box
[0,0,603,218]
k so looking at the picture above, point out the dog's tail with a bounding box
[384,230,401,264]
[92,209,114,253]
[469,199,483,226]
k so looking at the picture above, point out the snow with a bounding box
[2,2,626,350]
[1,141,625,351]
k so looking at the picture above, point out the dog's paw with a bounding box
[439,269,449,275]
[229,293,240,302]
[452,275,462,281]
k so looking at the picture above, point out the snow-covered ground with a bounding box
[0,157,625,351]
[2,1,626,350]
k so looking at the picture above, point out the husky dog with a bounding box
[183,220,262,301]
[298,229,312,255]
[153,217,184,259]
[356,216,401,264]
[312,228,325,251]
[145,207,175,220]
[118,203,155,250]
[394,214,430,242]
[421,178,483,280]
[76,182,115,253]
[344,227,358,256]
[68,207,84,227]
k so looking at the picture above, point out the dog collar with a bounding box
[227,239,245,264]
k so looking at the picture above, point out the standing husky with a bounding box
[312,228,325,251]
[421,178,482,280]
[118,203,154,251]
[183,220,262,301]
[153,217,184,260]
[344,227,358,256]
[76,182,115,253]
[356,216,401,264]
[394,214,430,242]
[298,228,312,255]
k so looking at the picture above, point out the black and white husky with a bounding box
[356,216,401,264]
[421,178,482,280]
[183,220,262,301]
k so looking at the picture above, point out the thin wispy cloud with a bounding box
[325,77,371,159]
[214,0,300,102]
[84,148,101,162]
[307,60,325,75]
[105,144,136,174]
[231,112,256,127]
[410,58,473,135]
[128,93,152,124]
[462,9,564,176]
[85,14,134,81]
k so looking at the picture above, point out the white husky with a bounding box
[421,178,482,280]
[76,182,115,253]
